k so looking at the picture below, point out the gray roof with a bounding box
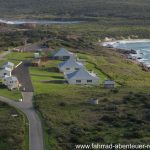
[58,58,84,68]
[104,80,115,84]
[54,48,73,57]
[3,62,14,67]
[5,76,18,81]
[66,68,99,80]
[2,67,12,72]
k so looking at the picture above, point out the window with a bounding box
[87,80,92,83]
[63,56,70,59]
[76,80,81,83]
[66,68,70,70]
[75,68,79,70]
[4,73,7,75]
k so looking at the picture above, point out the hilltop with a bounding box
[0,0,150,19]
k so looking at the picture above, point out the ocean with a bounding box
[103,40,150,67]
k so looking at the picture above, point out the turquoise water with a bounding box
[114,42,150,66]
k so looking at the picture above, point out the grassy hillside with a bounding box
[0,102,28,150]
[30,49,150,150]
[0,0,150,19]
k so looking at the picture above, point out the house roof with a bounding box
[66,68,99,80]
[3,67,12,72]
[58,58,84,68]
[5,76,18,81]
[3,62,14,67]
[104,80,115,84]
[54,48,73,57]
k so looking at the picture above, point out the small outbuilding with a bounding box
[2,76,19,90]
[58,58,84,74]
[104,80,115,89]
[0,67,12,78]
[66,68,99,85]
[32,58,41,67]
[34,53,41,59]
[53,48,74,60]
[2,62,14,70]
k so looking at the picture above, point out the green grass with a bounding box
[1,0,150,21]
[22,113,29,150]
[5,51,34,65]
[0,86,22,100]
[0,51,34,100]
[30,50,150,150]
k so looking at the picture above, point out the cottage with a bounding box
[53,48,74,60]
[2,62,14,70]
[66,68,99,85]
[104,80,115,89]
[32,59,41,67]
[0,67,12,78]
[58,58,84,74]
[2,76,19,90]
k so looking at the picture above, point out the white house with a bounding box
[58,58,84,74]
[0,67,12,78]
[2,62,14,70]
[66,68,99,85]
[2,76,19,90]
[53,48,74,60]
[104,80,115,89]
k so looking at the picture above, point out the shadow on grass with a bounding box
[50,76,64,79]
[0,83,7,89]
[41,80,67,84]
[43,67,59,73]
[31,74,50,77]
[25,56,33,58]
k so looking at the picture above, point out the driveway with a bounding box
[0,93,44,150]
[12,61,34,92]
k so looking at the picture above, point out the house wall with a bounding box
[3,65,13,70]
[68,78,99,85]
[54,56,71,60]
[104,84,115,88]
[0,70,11,78]
[3,78,19,90]
[59,66,81,74]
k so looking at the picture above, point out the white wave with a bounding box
[0,19,15,24]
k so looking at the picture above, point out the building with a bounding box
[2,76,19,90]
[2,62,14,70]
[66,68,99,85]
[0,67,12,78]
[104,80,115,89]
[58,58,84,74]
[32,59,41,67]
[53,48,74,60]
[34,53,41,59]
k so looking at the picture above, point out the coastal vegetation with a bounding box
[0,1,150,149]
[29,47,150,149]
[0,101,28,150]
[1,0,150,20]
[0,21,150,149]
[1,17,150,52]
